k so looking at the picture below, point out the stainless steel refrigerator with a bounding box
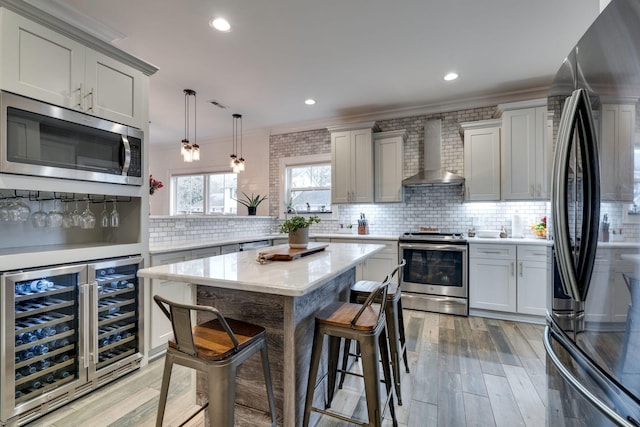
[0,256,144,425]
[546,0,640,425]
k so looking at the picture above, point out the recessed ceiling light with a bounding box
[304,98,316,105]
[210,18,231,32]
[444,72,459,81]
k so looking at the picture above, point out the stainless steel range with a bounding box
[399,231,468,316]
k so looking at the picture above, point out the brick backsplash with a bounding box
[149,103,640,245]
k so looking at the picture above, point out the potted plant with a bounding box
[235,192,267,216]
[280,215,320,248]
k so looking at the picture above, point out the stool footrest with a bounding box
[310,407,368,426]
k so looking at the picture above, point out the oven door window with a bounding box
[403,249,464,287]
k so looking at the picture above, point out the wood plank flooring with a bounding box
[24,311,547,427]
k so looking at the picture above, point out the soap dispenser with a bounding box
[499,226,508,238]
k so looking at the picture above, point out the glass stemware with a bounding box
[101,201,110,228]
[0,200,9,222]
[61,202,73,229]
[31,201,47,228]
[71,201,82,227]
[48,199,63,228]
[8,197,31,222]
[110,201,119,228]
[80,201,96,229]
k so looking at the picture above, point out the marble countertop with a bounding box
[139,242,385,297]
[149,233,399,254]
[468,237,553,246]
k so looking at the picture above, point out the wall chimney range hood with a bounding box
[402,119,465,186]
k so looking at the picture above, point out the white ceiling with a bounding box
[47,0,600,145]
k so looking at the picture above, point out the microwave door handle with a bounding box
[552,90,581,300]
[120,135,131,176]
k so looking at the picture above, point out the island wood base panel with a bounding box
[195,268,355,426]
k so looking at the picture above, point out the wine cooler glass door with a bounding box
[87,256,143,380]
[1,264,86,422]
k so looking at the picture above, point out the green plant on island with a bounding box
[235,192,267,208]
[280,215,320,233]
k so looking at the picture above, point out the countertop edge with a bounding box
[140,243,386,297]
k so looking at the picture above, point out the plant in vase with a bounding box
[235,192,267,216]
[280,215,320,248]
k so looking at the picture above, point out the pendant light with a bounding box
[230,113,245,173]
[180,89,199,162]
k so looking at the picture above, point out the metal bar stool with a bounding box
[339,259,409,405]
[153,295,276,427]
[303,275,397,427]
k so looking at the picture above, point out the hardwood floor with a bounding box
[24,311,547,427]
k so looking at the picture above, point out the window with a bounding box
[283,158,331,214]
[173,173,237,215]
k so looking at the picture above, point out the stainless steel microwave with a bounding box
[0,91,143,186]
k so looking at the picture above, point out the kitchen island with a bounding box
[137,242,385,427]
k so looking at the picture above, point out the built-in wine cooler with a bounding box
[0,256,143,425]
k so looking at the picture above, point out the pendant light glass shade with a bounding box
[230,113,245,173]
[180,89,199,162]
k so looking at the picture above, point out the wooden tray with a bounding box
[257,242,329,264]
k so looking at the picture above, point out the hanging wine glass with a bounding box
[31,200,47,228]
[80,201,96,229]
[61,202,73,229]
[0,200,9,222]
[8,197,31,222]
[48,199,63,228]
[71,201,82,227]
[101,201,110,228]
[110,200,119,228]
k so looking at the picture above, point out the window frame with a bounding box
[279,154,337,220]
[171,171,238,216]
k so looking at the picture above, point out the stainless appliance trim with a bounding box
[399,240,468,315]
[544,324,637,427]
[0,91,143,186]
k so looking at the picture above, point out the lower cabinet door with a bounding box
[469,257,517,312]
[517,260,547,316]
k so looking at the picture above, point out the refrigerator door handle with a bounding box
[544,326,637,427]
[551,88,600,302]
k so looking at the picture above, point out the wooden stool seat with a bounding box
[316,302,381,330]
[168,318,266,361]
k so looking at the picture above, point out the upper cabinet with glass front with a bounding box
[599,99,637,202]
[0,7,156,129]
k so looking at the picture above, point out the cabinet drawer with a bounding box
[151,250,191,266]
[517,245,549,261]
[470,244,515,259]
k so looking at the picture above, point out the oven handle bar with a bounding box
[399,243,467,252]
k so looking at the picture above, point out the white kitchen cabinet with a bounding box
[498,99,549,200]
[460,120,501,201]
[374,130,407,203]
[0,8,146,128]
[599,102,636,201]
[470,243,548,316]
[149,250,194,355]
[469,244,517,312]
[516,245,549,316]
[329,122,378,204]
